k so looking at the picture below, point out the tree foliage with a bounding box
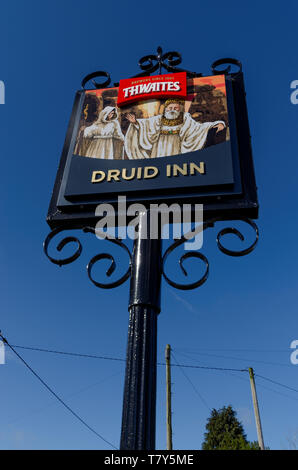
[202,405,260,450]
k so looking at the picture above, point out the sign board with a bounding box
[47,68,258,229]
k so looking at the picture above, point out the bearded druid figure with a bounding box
[124,99,226,159]
[83,106,124,159]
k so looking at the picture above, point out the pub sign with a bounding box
[47,53,258,229]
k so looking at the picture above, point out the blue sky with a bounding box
[0,0,298,450]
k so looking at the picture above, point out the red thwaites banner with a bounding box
[117,72,187,107]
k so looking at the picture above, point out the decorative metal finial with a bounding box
[80,51,243,90]
[133,46,200,78]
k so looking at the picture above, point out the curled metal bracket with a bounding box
[87,252,131,289]
[134,46,200,78]
[80,54,242,93]
[211,58,242,76]
[84,227,131,289]
[44,218,259,291]
[216,218,259,257]
[81,71,111,90]
[43,227,83,267]
[162,218,259,291]
[80,47,201,91]
[162,221,213,290]
[43,226,132,289]
[163,246,209,290]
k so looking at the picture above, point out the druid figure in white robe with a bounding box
[83,106,124,159]
[124,99,225,159]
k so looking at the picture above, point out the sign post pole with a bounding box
[165,344,173,450]
[120,210,162,450]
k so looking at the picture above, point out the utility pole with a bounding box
[248,367,265,450]
[165,344,173,450]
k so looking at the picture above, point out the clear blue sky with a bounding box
[0,0,298,450]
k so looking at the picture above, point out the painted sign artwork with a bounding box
[74,75,229,161]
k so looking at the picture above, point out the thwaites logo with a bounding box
[117,72,187,107]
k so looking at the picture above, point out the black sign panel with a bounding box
[47,70,258,229]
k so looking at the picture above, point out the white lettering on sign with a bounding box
[123,81,181,98]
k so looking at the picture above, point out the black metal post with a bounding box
[120,211,162,450]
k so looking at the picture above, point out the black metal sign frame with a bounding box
[47,55,258,230]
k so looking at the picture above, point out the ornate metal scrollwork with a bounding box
[161,218,259,290]
[133,46,200,78]
[43,227,83,267]
[81,71,111,90]
[83,227,132,289]
[79,53,243,92]
[44,219,258,290]
[43,226,132,289]
[211,58,242,76]
[216,218,259,257]
[162,233,210,291]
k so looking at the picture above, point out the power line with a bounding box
[0,332,118,450]
[171,352,298,407]
[10,343,247,372]
[174,349,292,369]
[255,374,298,395]
[9,341,298,397]
[6,371,122,427]
[171,350,211,412]
[169,362,248,373]
[11,344,126,363]
[3,336,298,439]
[176,347,290,353]
[254,380,298,403]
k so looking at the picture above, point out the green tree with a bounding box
[202,405,260,450]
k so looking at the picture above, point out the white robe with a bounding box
[124,112,225,159]
[84,106,124,159]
